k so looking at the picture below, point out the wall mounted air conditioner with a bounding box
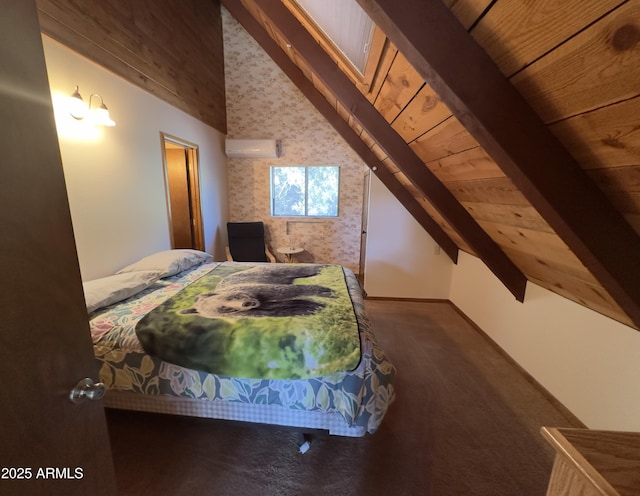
[225,139,282,158]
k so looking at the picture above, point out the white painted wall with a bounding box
[42,37,229,281]
[449,251,640,431]
[364,174,453,298]
[366,167,640,430]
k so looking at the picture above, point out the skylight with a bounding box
[292,0,376,76]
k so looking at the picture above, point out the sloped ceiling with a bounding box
[221,0,640,329]
[36,0,640,330]
[37,0,227,133]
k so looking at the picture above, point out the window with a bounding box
[283,0,386,87]
[270,166,339,217]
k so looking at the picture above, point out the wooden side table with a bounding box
[276,246,304,263]
[541,427,640,496]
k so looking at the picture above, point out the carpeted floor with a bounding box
[106,300,581,495]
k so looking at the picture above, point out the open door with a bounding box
[161,133,205,251]
[0,1,116,494]
[358,169,371,287]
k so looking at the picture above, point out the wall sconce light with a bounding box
[69,85,116,127]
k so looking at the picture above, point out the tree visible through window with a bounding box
[271,166,339,217]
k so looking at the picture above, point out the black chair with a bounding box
[226,222,276,263]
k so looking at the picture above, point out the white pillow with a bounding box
[83,271,162,313]
[116,249,212,278]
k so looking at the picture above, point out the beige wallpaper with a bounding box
[222,8,366,273]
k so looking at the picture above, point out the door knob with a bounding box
[69,378,106,404]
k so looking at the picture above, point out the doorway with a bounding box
[160,133,204,251]
[358,169,371,288]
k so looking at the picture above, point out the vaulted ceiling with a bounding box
[220,0,640,330]
[36,0,640,330]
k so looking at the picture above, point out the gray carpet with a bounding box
[106,300,580,495]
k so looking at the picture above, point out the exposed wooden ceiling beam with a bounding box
[356,0,640,327]
[238,0,527,301]
[222,0,458,263]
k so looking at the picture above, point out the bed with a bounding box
[85,250,396,437]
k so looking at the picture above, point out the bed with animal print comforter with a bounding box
[89,261,395,436]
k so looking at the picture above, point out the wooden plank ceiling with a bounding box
[37,0,227,133]
[222,0,640,330]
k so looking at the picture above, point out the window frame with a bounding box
[270,165,340,218]
[281,0,386,90]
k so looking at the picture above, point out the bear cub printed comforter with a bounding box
[135,264,361,380]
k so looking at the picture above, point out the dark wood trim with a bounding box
[364,296,450,303]
[356,0,640,327]
[446,301,587,429]
[237,0,526,301]
[222,0,459,263]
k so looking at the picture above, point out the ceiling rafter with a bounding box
[233,0,527,301]
[355,0,640,327]
[222,0,459,263]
